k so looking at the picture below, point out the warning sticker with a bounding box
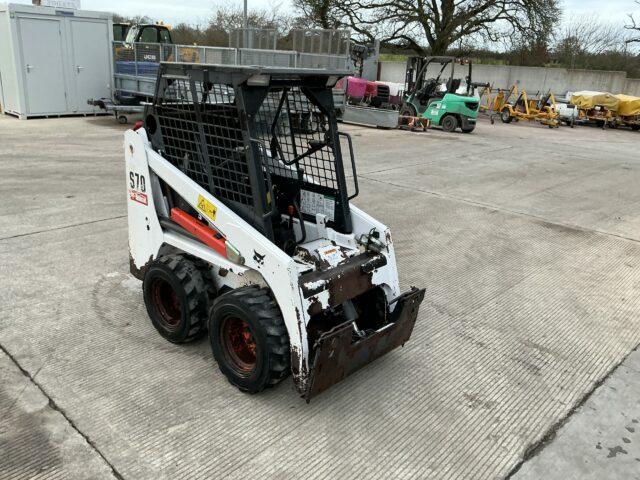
[129,190,148,206]
[300,190,335,222]
[317,245,346,267]
[197,195,217,221]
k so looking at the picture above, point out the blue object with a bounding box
[115,61,160,77]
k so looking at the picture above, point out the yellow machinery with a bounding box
[614,94,640,131]
[478,84,515,121]
[500,86,559,127]
[571,91,619,128]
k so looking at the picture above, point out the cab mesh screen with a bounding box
[154,78,254,208]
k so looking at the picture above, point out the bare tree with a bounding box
[554,16,626,69]
[167,3,296,47]
[112,14,153,25]
[208,3,295,37]
[293,0,560,55]
[626,0,640,44]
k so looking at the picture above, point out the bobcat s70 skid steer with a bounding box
[126,62,425,401]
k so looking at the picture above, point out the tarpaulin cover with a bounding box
[571,91,620,111]
[615,94,640,117]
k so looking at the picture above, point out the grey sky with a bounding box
[11,0,640,27]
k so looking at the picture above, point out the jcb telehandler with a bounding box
[126,63,426,401]
[400,56,479,133]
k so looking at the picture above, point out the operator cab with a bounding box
[113,23,130,42]
[124,24,173,45]
[120,23,174,64]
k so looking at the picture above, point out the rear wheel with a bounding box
[209,286,290,393]
[143,255,209,343]
[501,109,513,123]
[441,114,458,132]
[461,124,475,134]
[632,125,640,131]
[399,104,417,118]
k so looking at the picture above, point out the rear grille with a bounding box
[153,80,254,208]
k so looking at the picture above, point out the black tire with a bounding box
[461,125,475,134]
[632,125,640,131]
[209,286,290,393]
[117,115,128,125]
[399,104,417,117]
[441,114,458,133]
[143,255,209,343]
[501,109,513,123]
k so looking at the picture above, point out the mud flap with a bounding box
[304,287,426,402]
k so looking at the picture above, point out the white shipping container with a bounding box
[0,3,112,119]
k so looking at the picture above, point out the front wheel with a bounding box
[441,114,458,133]
[501,109,513,123]
[209,286,290,393]
[399,104,417,118]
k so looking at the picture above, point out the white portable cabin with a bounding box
[0,3,113,119]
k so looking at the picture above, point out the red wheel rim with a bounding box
[221,316,257,373]
[151,278,182,330]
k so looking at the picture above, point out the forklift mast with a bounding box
[405,56,473,97]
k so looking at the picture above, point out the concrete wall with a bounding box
[379,61,631,95]
[624,78,640,97]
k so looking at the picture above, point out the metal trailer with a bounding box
[92,40,352,121]
[499,87,560,128]
[87,97,146,124]
[341,104,400,129]
[0,3,113,119]
[333,86,401,129]
[111,41,351,102]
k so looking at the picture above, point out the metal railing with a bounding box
[112,41,351,99]
[112,41,350,73]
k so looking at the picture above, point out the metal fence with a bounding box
[291,29,351,56]
[229,28,278,50]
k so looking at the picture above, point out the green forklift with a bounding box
[400,56,479,133]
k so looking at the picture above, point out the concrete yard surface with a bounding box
[1,114,640,479]
[513,348,640,480]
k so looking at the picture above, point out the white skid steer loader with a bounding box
[126,62,425,401]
